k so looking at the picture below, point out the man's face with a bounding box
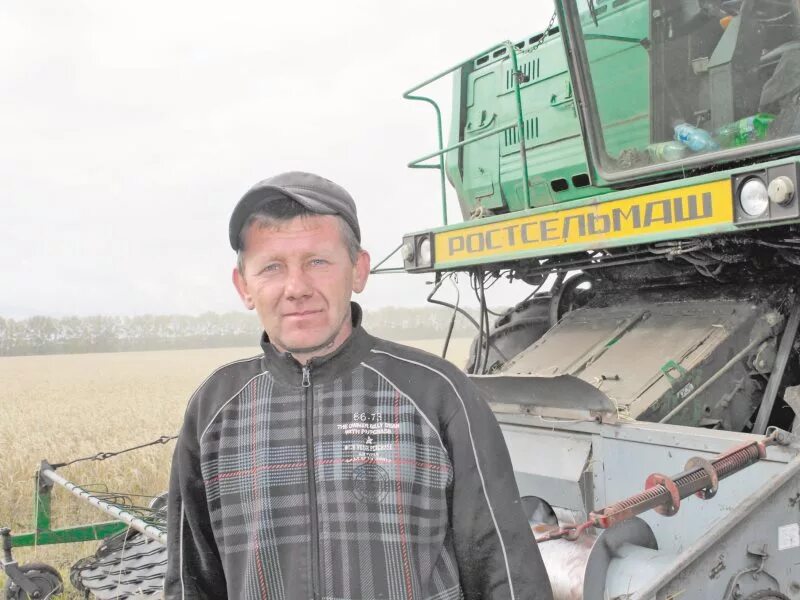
[232,214,370,361]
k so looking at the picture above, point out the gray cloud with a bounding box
[1,1,552,317]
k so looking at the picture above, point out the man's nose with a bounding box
[284,265,313,299]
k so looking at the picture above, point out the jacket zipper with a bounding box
[302,364,321,599]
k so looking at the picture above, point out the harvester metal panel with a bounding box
[470,374,617,417]
[599,434,788,555]
[496,415,800,599]
[501,299,759,424]
[503,428,592,512]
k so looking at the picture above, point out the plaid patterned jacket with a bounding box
[165,308,551,599]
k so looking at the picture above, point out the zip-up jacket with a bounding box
[165,305,552,599]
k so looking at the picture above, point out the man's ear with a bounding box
[232,267,255,310]
[352,250,371,294]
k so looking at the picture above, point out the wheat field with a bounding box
[0,338,471,597]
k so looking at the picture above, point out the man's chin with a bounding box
[274,312,351,358]
[281,332,337,356]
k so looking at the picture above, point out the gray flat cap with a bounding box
[229,171,360,250]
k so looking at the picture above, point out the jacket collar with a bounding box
[259,302,373,386]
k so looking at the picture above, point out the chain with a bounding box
[51,434,178,469]
[529,11,557,52]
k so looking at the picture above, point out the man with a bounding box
[165,171,552,599]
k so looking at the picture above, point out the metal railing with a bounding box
[403,40,536,226]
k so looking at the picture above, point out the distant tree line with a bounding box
[0,307,481,356]
[363,307,480,341]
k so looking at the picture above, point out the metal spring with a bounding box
[674,467,710,493]
[604,484,668,516]
[712,444,761,479]
[599,442,765,524]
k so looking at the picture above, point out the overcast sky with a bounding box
[1,1,553,318]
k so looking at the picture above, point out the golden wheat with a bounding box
[0,338,470,597]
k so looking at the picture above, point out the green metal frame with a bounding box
[403,1,800,260]
[403,41,535,225]
[8,466,127,548]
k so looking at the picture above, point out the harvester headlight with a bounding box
[733,164,799,225]
[401,233,435,272]
[739,178,769,217]
[401,241,415,262]
[418,237,432,267]
[768,176,795,206]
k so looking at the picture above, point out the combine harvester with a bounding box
[6,0,800,597]
[395,0,800,596]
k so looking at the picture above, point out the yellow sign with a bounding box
[436,179,733,264]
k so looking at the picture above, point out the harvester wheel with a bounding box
[466,294,552,373]
[742,591,790,600]
[3,562,63,599]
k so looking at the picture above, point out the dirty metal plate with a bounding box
[503,312,629,377]
[578,303,746,411]
[502,426,593,512]
[597,432,788,556]
[502,301,753,414]
[471,373,616,417]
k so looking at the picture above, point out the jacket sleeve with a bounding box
[444,381,553,600]
[164,398,227,599]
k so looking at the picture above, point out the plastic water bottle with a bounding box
[647,141,688,162]
[714,113,775,147]
[674,123,719,152]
